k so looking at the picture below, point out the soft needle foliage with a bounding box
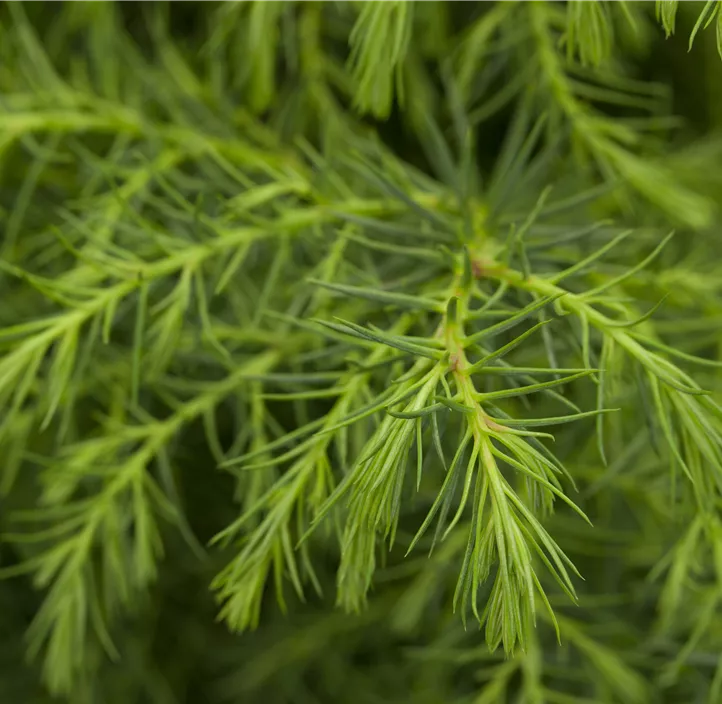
[1,2,722,703]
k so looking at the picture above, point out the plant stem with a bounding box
[485,263,661,364]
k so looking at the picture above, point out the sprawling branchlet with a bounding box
[1,2,722,703]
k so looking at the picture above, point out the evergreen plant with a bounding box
[1,2,722,702]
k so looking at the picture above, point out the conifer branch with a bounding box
[0,3,721,701]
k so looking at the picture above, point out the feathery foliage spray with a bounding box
[1,1,722,702]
